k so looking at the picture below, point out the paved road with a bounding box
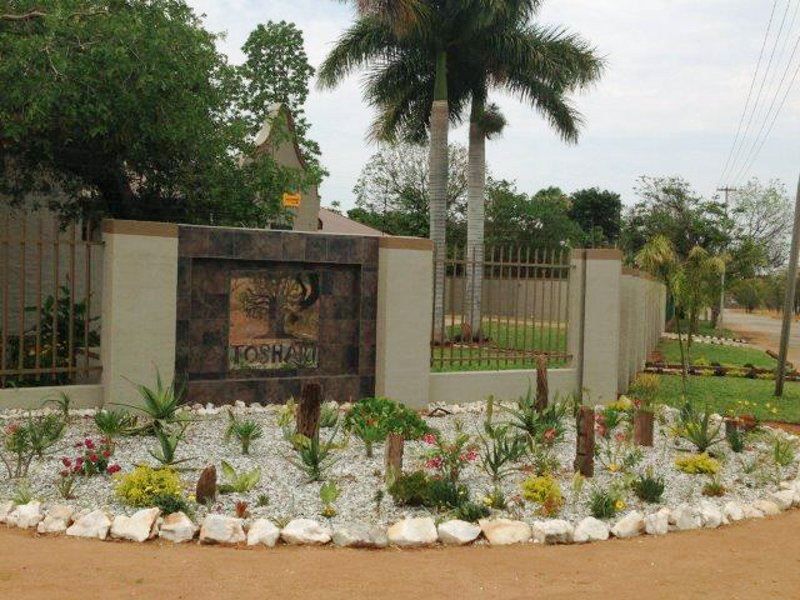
[723,309,800,366]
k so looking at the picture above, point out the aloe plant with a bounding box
[218,460,261,494]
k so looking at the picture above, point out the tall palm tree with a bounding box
[319,1,492,342]
[363,4,603,336]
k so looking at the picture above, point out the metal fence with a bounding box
[431,245,572,371]
[0,210,103,388]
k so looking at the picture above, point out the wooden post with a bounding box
[633,410,654,447]
[296,383,322,439]
[196,465,217,506]
[573,405,594,477]
[384,433,404,484]
[535,354,549,412]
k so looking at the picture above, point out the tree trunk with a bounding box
[535,354,549,412]
[633,409,654,447]
[465,99,485,337]
[384,433,404,484]
[430,50,449,343]
[296,383,322,439]
[573,405,594,477]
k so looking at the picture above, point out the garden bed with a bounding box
[1,392,799,548]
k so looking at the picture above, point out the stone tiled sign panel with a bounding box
[175,225,378,405]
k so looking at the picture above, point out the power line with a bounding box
[721,0,793,185]
[718,0,779,187]
[731,5,800,185]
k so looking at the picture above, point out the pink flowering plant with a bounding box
[60,437,121,477]
[421,431,478,484]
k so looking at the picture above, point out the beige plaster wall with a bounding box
[429,368,578,405]
[375,237,433,409]
[100,221,178,409]
[0,384,103,410]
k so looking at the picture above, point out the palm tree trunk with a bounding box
[465,95,485,338]
[430,50,449,343]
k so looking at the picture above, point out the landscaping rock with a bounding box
[281,518,332,546]
[387,517,438,547]
[723,501,745,523]
[0,501,14,523]
[437,520,481,546]
[37,505,75,534]
[698,501,723,529]
[332,523,389,548]
[158,512,197,543]
[611,511,644,538]
[195,465,217,506]
[770,490,795,511]
[199,515,246,545]
[670,504,701,531]
[742,504,765,519]
[479,519,531,546]
[573,517,609,543]
[532,519,573,544]
[66,509,112,540]
[644,509,669,536]
[753,499,781,516]
[247,519,281,547]
[7,501,43,529]
[111,507,160,542]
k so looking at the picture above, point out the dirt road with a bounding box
[724,308,800,365]
[2,511,800,599]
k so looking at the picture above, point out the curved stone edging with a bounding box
[1,481,798,549]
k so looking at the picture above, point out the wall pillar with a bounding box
[569,249,623,404]
[100,220,178,408]
[375,237,433,408]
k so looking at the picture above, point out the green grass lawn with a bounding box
[655,339,776,369]
[653,374,800,423]
[665,319,737,340]
[433,320,568,372]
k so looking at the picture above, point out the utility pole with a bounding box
[716,186,736,328]
[775,175,800,396]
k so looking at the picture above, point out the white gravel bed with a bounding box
[1,401,797,532]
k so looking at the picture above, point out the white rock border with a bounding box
[0,480,797,549]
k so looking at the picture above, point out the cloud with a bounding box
[186,0,800,208]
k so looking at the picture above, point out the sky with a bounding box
[186,0,800,209]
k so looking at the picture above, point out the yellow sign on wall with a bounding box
[282,192,301,208]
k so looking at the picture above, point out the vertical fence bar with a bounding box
[564,249,572,361]
[17,217,26,374]
[547,248,557,362]
[84,223,92,378]
[521,246,531,366]
[448,246,456,369]
[68,222,76,378]
[1,214,9,387]
[512,246,522,367]
[52,220,60,379]
[36,214,43,381]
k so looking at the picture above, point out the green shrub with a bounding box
[588,485,624,519]
[521,474,563,516]
[726,424,745,453]
[631,467,665,503]
[120,369,185,433]
[388,470,430,506]
[478,424,527,482]
[773,436,796,467]
[224,410,264,455]
[675,453,720,475]
[675,404,722,453]
[115,466,183,508]
[452,501,490,523]
[94,409,138,439]
[504,389,567,445]
[218,460,261,493]
[345,397,430,457]
[388,471,471,512]
[702,476,726,497]
[319,403,340,429]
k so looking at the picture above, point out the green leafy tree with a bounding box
[729,178,792,270]
[349,142,468,238]
[0,2,322,226]
[569,187,622,246]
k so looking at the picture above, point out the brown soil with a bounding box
[2,512,800,599]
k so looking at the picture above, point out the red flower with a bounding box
[543,428,557,443]
[462,449,478,462]
[425,457,443,470]
[106,464,121,475]
[75,456,84,466]
[61,457,72,468]
[101,450,111,459]
[4,423,20,435]
[614,432,626,443]
[84,438,95,450]
[88,453,98,463]
[422,433,437,446]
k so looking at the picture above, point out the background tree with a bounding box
[0,1,323,226]
[569,187,621,246]
[729,178,792,270]
[238,21,323,170]
[348,143,468,238]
